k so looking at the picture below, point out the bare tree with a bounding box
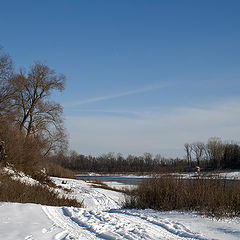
[10,62,66,155]
[0,47,14,116]
[184,143,192,166]
[191,142,205,166]
[206,137,224,169]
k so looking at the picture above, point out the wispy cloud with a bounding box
[70,108,141,117]
[65,83,171,107]
[66,98,240,157]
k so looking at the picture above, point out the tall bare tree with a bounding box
[0,47,14,116]
[191,142,205,166]
[184,143,192,166]
[206,137,224,169]
[11,62,67,155]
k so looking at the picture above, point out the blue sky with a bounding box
[1,1,240,157]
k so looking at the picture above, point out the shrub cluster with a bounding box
[81,177,126,193]
[0,119,76,180]
[0,171,82,207]
[44,161,76,179]
[0,119,43,173]
[123,176,240,218]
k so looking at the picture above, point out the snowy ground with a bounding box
[0,175,240,239]
[160,170,240,180]
[218,171,240,180]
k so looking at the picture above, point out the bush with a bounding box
[0,171,82,207]
[0,118,76,181]
[0,119,43,173]
[123,176,240,218]
[44,161,76,179]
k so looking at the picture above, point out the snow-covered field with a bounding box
[161,170,240,180]
[0,175,240,240]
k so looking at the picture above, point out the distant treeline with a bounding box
[50,138,240,173]
[50,152,185,173]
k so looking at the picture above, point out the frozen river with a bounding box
[77,175,147,185]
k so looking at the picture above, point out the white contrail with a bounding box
[65,83,171,107]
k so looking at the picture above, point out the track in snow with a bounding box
[42,178,208,239]
[42,206,207,240]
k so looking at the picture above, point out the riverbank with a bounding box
[1,176,240,239]
[76,170,240,180]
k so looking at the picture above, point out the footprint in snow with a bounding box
[24,235,33,240]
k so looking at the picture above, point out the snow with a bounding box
[104,181,136,190]
[218,171,240,180]
[52,177,124,210]
[0,175,240,239]
[0,202,59,240]
[2,166,39,186]
[167,171,240,180]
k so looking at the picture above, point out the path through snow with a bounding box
[1,177,240,239]
[42,206,206,240]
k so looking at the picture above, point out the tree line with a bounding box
[50,138,240,173]
[50,151,186,173]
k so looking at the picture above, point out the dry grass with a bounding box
[44,161,76,179]
[123,176,240,218]
[0,172,82,207]
[81,177,127,193]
